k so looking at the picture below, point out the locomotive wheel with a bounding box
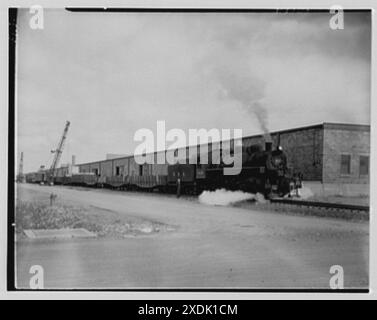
[264,190,272,199]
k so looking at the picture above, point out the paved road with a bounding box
[15,184,369,289]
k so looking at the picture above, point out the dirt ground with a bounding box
[16,188,175,240]
[14,183,369,290]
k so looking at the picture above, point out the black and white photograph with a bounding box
[4,3,375,296]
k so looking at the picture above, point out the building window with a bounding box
[115,166,120,176]
[340,154,351,174]
[359,156,369,175]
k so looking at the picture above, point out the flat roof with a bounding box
[322,122,370,132]
[76,122,371,167]
[242,122,370,139]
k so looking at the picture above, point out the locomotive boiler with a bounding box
[186,141,300,198]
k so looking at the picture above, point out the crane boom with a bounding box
[48,121,70,184]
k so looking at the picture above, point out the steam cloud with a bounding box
[199,23,271,138]
[216,67,271,140]
[198,188,266,206]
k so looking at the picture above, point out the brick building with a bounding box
[243,122,370,196]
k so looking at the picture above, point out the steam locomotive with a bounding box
[168,141,301,197]
[25,141,302,199]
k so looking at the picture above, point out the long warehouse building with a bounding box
[56,122,370,197]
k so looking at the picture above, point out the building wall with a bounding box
[242,127,323,181]
[78,163,90,173]
[113,158,129,176]
[101,160,113,177]
[304,181,370,197]
[55,166,67,177]
[275,128,323,181]
[322,126,370,184]
[128,157,140,176]
[55,165,79,177]
[89,162,100,175]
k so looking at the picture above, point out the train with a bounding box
[25,141,302,199]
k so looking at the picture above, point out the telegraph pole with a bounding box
[17,151,25,183]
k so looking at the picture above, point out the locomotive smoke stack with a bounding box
[264,132,272,151]
[265,141,272,152]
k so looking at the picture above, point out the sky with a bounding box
[16,9,371,172]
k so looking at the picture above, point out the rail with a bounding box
[270,198,369,212]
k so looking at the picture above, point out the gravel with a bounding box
[15,199,173,240]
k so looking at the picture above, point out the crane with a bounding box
[48,121,70,185]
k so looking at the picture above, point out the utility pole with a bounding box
[17,151,25,183]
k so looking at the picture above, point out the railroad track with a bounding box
[270,198,369,212]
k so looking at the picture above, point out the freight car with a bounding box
[24,141,302,198]
[25,171,47,184]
